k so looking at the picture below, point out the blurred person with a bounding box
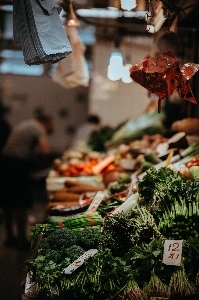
[0,114,55,250]
[70,114,101,150]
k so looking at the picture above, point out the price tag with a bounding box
[24,271,36,297]
[64,249,98,274]
[162,240,183,266]
[87,191,105,212]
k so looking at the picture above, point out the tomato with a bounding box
[191,156,199,162]
[187,162,193,169]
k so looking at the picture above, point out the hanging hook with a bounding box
[146,0,154,20]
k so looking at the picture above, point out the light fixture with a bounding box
[120,0,137,11]
[146,24,155,33]
[151,8,167,32]
[121,64,133,83]
[107,53,132,83]
[76,8,146,19]
[66,0,80,27]
[147,1,167,33]
[107,51,124,81]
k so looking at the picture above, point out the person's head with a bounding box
[86,114,100,125]
[36,114,55,135]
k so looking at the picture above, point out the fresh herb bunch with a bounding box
[182,237,199,283]
[63,212,103,229]
[123,279,146,300]
[38,237,51,255]
[123,238,164,285]
[25,255,63,298]
[59,248,131,300]
[169,267,196,298]
[102,212,138,256]
[102,207,160,256]
[138,167,199,221]
[127,207,161,244]
[158,197,199,240]
[138,167,186,206]
[29,223,60,250]
[143,271,169,298]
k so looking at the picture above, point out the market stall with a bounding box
[21,137,199,300]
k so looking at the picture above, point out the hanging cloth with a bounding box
[13,0,72,65]
[52,25,90,89]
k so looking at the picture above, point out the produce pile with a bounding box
[24,163,199,300]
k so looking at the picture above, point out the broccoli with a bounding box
[38,238,51,256]
[65,245,85,262]
[77,227,103,250]
[45,249,62,263]
[47,227,78,250]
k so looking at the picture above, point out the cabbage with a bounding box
[188,166,199,181]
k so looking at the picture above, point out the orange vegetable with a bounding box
[92,154,115,175]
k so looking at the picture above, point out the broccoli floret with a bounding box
[59,245,85,269]
[65,245,85,262]
[38,238,51,256]
[45,249,62,263]
[77,227,103,250]
[47,227,77,250]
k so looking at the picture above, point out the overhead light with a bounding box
[66,0,80,27]
[121,64,133,83]
[107,51,124,81]
[120,0,137,11]
[107,53,132,83]
[76,8,146,19]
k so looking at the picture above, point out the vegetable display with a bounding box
[24,163,199,300]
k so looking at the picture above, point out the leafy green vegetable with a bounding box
[123,279,145,300]
[105,111,165,150]
[117,173,131,184]
[102,211,138,256]
[138,167,186,206]
[138,167,199,222]
[189,166,199,182]
[144,150,162,164]
[88,126,116,152]
[107,181,129,194]
[29,223,60,250]
[102,207,160,257]
[169,267,196,298]
[144,272,168,298]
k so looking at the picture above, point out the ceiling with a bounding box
[0,0,199,31]
[72,0,199,30]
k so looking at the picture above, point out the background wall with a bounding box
[89,35,153,127]
[0,74,89,152]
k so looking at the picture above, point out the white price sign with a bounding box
[64,249,98,274]
[87,191,105,212]
[162,240,183,266]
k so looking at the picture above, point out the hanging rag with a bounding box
[13,0,72,65]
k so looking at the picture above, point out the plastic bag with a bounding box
[52,26,90,89]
